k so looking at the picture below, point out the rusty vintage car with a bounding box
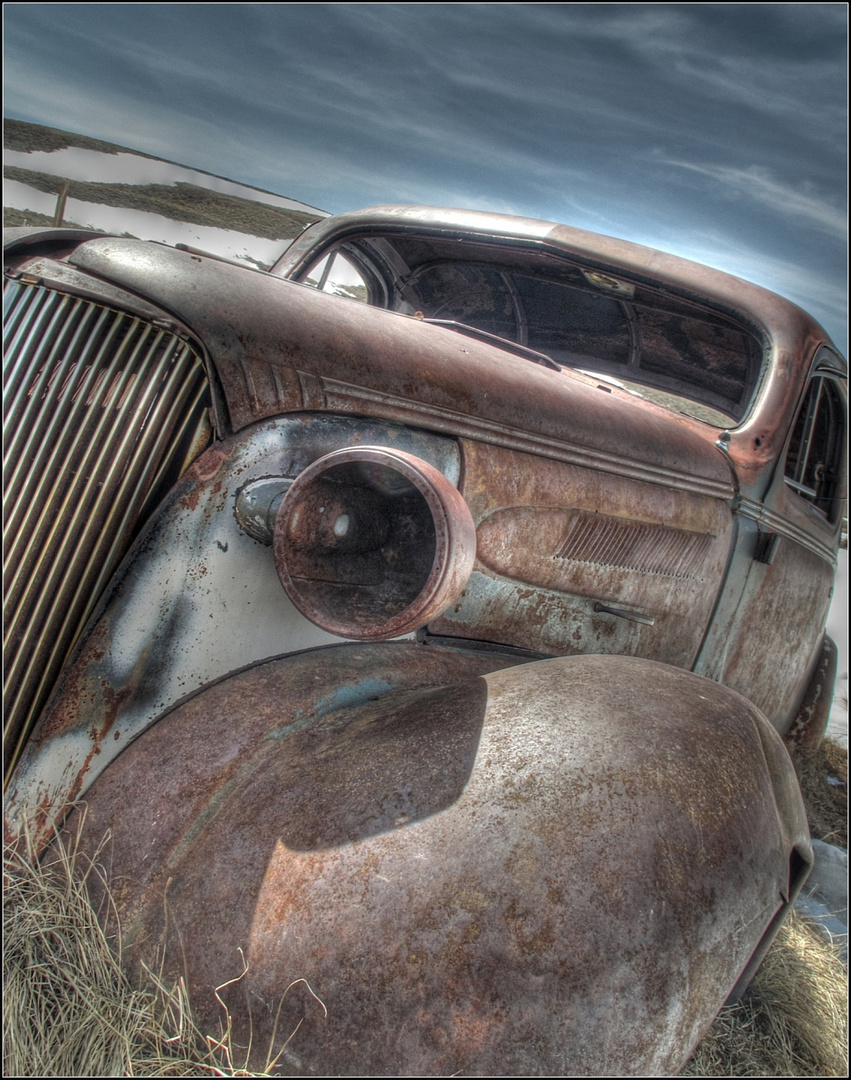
[3,206,847,1075]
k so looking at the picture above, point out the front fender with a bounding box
[3,416,463,850]
[64,646,811,1076]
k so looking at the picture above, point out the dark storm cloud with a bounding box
[4,3,846,347]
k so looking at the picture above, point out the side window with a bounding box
[302,251,368,303]
[784,376,846,525]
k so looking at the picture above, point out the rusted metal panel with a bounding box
[699,456,839,739]
[66,649,811,1077]
[429,439,734,668]
[716,533,835,731]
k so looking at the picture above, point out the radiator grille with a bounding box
[3,279,213,778]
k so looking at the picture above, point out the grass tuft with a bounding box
[682,909,847,1076]
[795,734,848,848]
[3,814,300,1077]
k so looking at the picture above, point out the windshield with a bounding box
[296,236,763,426]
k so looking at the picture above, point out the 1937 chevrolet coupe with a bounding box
[3,206,846,1075]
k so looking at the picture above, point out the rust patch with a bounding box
[785,635,838,750]
[34,620,113,742]
[186,446,234,484]
[62,652,808,1076]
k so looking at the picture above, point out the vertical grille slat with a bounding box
[4,329,179,663]
[3,288,70,431]
[3,280,213,779]
[4,315,148,615]
[4,307,120,560]
[83,358,211,618]
[20,345,211,736]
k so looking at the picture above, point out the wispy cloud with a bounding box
[671,55,844,138]
[661,160,846,237]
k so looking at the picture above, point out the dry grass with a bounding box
[5,117,141,156]
[4,741,847,1077]
[681,910,847,1077]
[681,735,848,1077]
[795,734,848,849]
[2,817,311,1077]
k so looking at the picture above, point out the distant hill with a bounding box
[3,119,326,269]
[5,118,173,157]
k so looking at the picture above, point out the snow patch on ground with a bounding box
[800,545,847,955]
[796,840,847,960]
[4,146,327,215]
[826,549,848,748]
[5,141,327,268]
[828,674,848,749]
[6,179,294,268]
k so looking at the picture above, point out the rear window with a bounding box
[635,309,760,420]
[513,275,631,367]
[784,376,846,525]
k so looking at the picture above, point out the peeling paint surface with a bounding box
[4,417,461,848]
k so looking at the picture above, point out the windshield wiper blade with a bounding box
[423,319,561,371]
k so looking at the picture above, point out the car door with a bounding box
[702,349,847,730]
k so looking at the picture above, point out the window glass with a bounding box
[636,310,758,416]
[302,252,368,303]
[396,259,758,422]
[784,377,845,524]
[406,263,517,339]
[513,275,630,366]
[302,254,329,288]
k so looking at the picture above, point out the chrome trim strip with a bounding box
[320,377,734,500]
[736,498,837,566]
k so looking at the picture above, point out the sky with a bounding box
[3,3,847,352]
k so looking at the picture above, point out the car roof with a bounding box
[278,204,837,364]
